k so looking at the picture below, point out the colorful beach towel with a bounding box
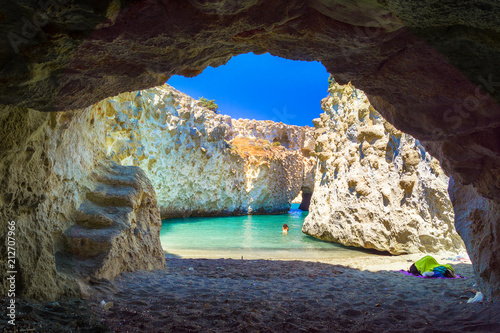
[399,255,465,279]
[398,270,465,279]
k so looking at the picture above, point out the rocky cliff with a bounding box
[0,106,165,300]
[303,81,465,255]
[100,84,314,218]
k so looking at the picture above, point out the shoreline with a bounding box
[164,248,470,271]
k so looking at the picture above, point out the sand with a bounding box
[88,254,500,332]
[4,253,500,332]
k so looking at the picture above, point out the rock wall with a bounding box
[303,82,464,255]
[101,84,313,218]
[0,105,164,300]
[230,118,316,211]
[56,161,165,282]
[229,118,312,151]
[450,179,500,301]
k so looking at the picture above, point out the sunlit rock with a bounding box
[0,106,164,300]
[101,84,314,218]
[303,82,465,255]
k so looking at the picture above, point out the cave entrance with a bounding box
[101,51,463,261]
[103,52,331,258]
[167,52,329,127]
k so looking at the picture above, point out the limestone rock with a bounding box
[0,106,106,300]
[229,118,312,151]
[56,162,165,281]
[302,82,465,255]
[101,84,314,218]
[449,178,500,301]
[0,105,164,300]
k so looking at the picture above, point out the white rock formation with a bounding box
[99,84,314,218]
[302,82,465,255]
[229,118,312,151]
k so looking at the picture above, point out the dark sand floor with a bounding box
[4,257,500,332]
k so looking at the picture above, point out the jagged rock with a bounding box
[303,82,465,255]
[57,162,165,281]
[101,84,314,218]
[0,106,106,300]
[0,105,164,300]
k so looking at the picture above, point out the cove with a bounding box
[160,204,376,260]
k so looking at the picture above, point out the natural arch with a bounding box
[1,0,500,300]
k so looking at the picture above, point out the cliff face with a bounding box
[101,84,314,218]
[0,106,164,300]
[0,106,103,299]
[303,82,465,255]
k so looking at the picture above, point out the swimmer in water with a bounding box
[282,223,289,234]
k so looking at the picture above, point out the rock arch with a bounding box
[1,0,500,300]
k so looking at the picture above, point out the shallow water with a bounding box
[160,204,376,259]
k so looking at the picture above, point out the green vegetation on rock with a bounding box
[199,97,219,113]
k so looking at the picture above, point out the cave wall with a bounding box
[0,106,106,299]
[449,179,500,301]
[0,104,165,300]
[1,0,500,299]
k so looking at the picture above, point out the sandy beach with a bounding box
[4,253,500,332]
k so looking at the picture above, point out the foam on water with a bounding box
[160,204,375,259]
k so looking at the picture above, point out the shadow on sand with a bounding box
[4,258,500,332]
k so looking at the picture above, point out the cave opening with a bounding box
[96,50,464,263]
[2,4,500,331]
[101,52,332,258]
[167,52,329,126]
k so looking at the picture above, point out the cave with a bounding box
[1,0,500,314]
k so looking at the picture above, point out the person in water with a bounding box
[282,223,289,234]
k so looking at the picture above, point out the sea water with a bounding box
[160,204,374,259]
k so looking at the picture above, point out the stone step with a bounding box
[86,183,140,207]
[74,201,134,228]
[55,250,105,279]
[94,170,138,188]
[64,225,121,258]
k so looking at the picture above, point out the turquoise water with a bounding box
[160,204,373,259]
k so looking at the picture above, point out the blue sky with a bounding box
[167,53,329,127]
